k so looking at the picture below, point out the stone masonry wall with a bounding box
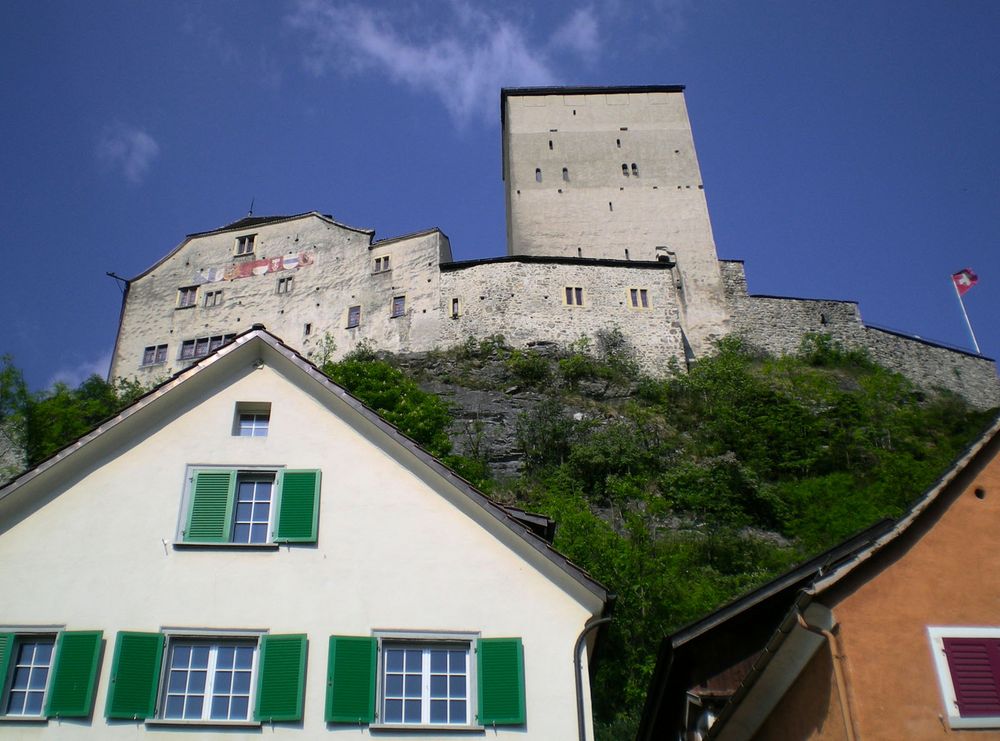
[719,261,1000,409]
[438,259,687,373]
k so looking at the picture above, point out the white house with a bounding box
[0,326,610,739]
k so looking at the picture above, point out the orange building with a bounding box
[638,416,1000,740]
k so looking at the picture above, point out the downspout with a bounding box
[796,612,859,741]
[575,616,612,741]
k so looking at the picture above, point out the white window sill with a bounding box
[0,716,48,724]
[173,542,281,550]
[370,723,485,733]
[146,718,261,728]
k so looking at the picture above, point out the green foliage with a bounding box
[504,334,993,732]
[505,350,551,386]
[320,353,454,458]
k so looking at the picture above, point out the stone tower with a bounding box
[501,86,730,354]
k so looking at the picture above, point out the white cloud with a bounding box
[97,123,160,184]
[286,0,562,126]
[549,7,600,59]
[48,352,111,389]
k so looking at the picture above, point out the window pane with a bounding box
[404,675,421,697]
[431,650,447,673]
[28,667,48,689]
[215,671,232,693]
[211,696,229,720]
[164,695,184,718]
[450,699,466,723]
[235,646,253,670]
[431,699,448,723]
[404,699,421,723]
[25,693,43,715]
[386,674,403,695]
[450,675,466,696]
[230,696,248,719]
[386,649,404,672]
[12,667,30,689]
[232,671,251,694]
[189,671,207,694]
[430,675,447,697]
[449,650,464,672]
[185,695,204,718]
[404,650,421,671]
[385,699,402,723]
[191,647,210,668]
[168,670,186,693]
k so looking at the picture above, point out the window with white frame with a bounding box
[177,286,198,308]
[276,276,293,294]
[325,634,525,728]
[234,402,270,438]
[0,630,102,720]
[234,234,256,256]
[2,635,54,716]
[142,344,168,366]
[373,256,390,273]
[104,631,306,724]
[929,627,1000,729]
[565,286,584,306]
[204,289,223,308]
[381,642,470,725]
[180,467,321,545]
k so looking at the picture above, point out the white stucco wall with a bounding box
[0,345,601,739]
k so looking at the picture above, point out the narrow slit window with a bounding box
[548,140,553,150]
[616,138,621,148]
[535,168,542,183]
[632,163,639,177]
[562,167,569,182]
[451,298,459,319]
[622,164,629,177]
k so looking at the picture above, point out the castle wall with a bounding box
[502,88,729,355]
[110,214,452,380]
[437,259,687,372]
[720,261,1000,409]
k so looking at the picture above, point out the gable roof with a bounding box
[637,414,1000,741]
[1,326,610,608]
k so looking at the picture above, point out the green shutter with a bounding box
[104,631,164,719]
[275,470,321,542]
[185,469,236,542]
[0,633,13,698]
[326,636,375,723]
[45,631,103,718]
[254,634,307,722]
[477,637,525,726]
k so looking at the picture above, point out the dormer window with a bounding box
[235,234,256,256]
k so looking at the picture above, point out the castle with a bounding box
[108,86,1000,408]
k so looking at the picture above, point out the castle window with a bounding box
[565,287,584,306]
[535,168,542,183]
[632,163,639,177]
[391,296,406,318]
[548,140,553,150]
[622,164,629,177]
[142,344,168,366]
[234,234,256,256]
[347,305,361,328]
[562,168,569,182]
[451,298,460,319]
[179,334,237,360]
[616,138,621,148]
[177,286,198,309]
[577,248,582,258]
[277,276,294,294]
[204,289,223,308]
[374,256,390,273]
[630,288,650,308]
[304,323,312,336]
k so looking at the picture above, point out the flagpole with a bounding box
[953,278,981,354]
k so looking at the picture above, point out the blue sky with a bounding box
[3,1,999,390]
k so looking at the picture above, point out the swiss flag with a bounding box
[952,268,979,296]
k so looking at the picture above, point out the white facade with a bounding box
[1,330,608,738]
